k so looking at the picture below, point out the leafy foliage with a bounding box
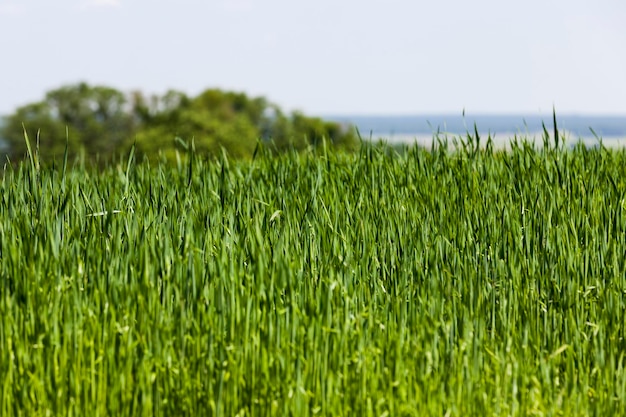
[1,83,358,163]
[3,83,135,161]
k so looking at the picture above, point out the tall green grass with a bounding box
[2,135,626,416]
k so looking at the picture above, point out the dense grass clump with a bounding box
[2,137,626,416]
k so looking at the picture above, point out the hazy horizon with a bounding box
[2,113,625,149]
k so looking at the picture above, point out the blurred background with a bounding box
[1,0,625,160]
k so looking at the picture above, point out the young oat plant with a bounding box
[1,132,625,416]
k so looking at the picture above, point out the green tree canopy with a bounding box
[1,82,358,164]
[3,83,135,162]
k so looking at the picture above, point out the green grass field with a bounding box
[2,135,626,416]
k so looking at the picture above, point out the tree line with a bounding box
[1,83,359,164]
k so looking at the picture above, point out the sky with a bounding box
[1,0,625,116]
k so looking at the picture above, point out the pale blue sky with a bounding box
[1,0,625,115]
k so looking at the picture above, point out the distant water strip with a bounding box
[325,114,626,148]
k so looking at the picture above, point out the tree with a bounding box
[2,82,136,162]
[128,89,261,161]
[288,111,358,151]
[129,88,358,161]
[1,83,359,164]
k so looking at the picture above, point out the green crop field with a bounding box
[2,134,626,416]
